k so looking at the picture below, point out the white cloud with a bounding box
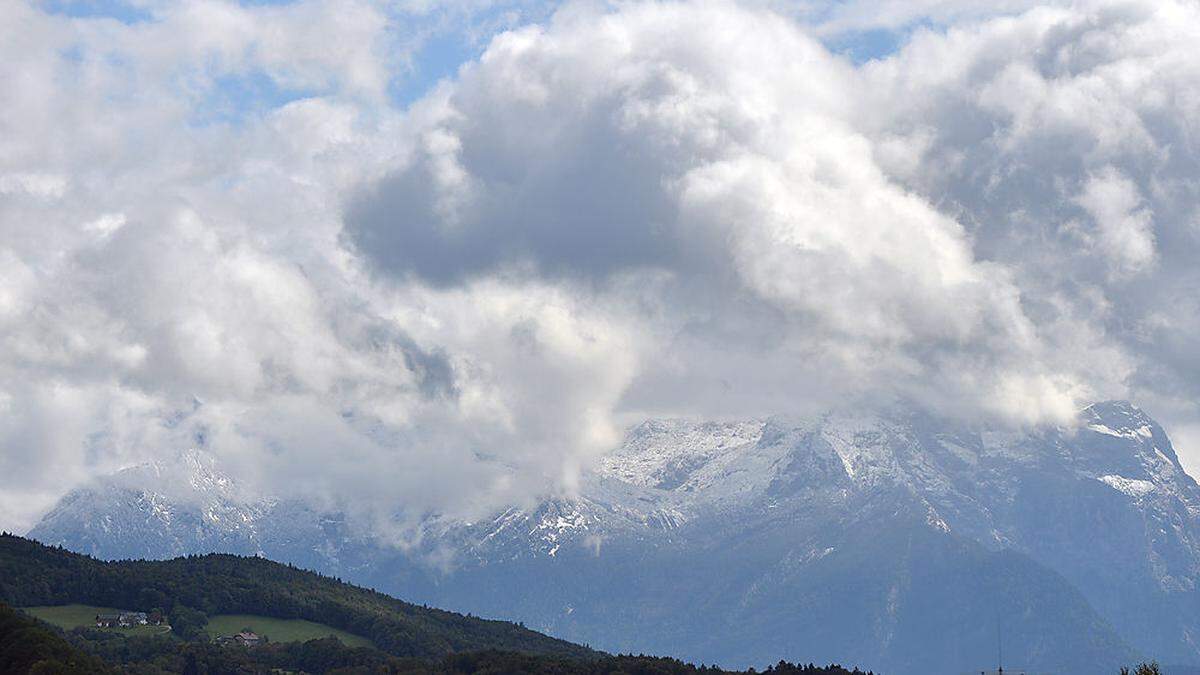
[857,0,1200,438]
[0,173,68,199]
[83,212,128,238]
[1073,167,1156,276]
[2,0,1200,536]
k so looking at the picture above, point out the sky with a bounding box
[2,0,1200,536]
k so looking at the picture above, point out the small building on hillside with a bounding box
[218,631,263,647]
[95,613,121,628]
[234,631,262,647]
[120,612,149,626]
[95,611,150,628]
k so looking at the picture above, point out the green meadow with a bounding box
[22,604,170,636]
[22,605,371,646]
[204,614,373,648]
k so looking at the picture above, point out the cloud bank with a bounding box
[2,0,1199,537]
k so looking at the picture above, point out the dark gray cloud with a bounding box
[344,90,696,286]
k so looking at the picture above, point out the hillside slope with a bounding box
[0,534,590,661]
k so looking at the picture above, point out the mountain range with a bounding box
[28,401,1200,674]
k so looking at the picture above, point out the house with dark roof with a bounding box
[234,631,262,646]
[218,630,263,647]
[95,611,150,628]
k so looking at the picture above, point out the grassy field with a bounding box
[22,605,370,647]
[22,604,171,636]
[204,614,373,648]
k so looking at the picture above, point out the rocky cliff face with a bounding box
[28,402,1200,673]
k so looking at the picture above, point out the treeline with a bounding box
[440,652,873,674]
[0,533,586,660]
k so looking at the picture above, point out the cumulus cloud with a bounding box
[2,0,1200,535]
[1073,167,1156,276]
[857,0,1200,449]
[344,1,1096,424]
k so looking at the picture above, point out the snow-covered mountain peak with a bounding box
[1084,399,1152,422]
[28,447,270,561]
[1082,400,1157,440]
[1069,401,1193,491]
[599,419,767,490]
[107,447,237,504]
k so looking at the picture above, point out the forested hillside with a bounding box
[0,533,587,660]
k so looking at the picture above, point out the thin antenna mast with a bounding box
[997,614,1003,674]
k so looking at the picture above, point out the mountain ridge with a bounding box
[26,400,1200,673]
